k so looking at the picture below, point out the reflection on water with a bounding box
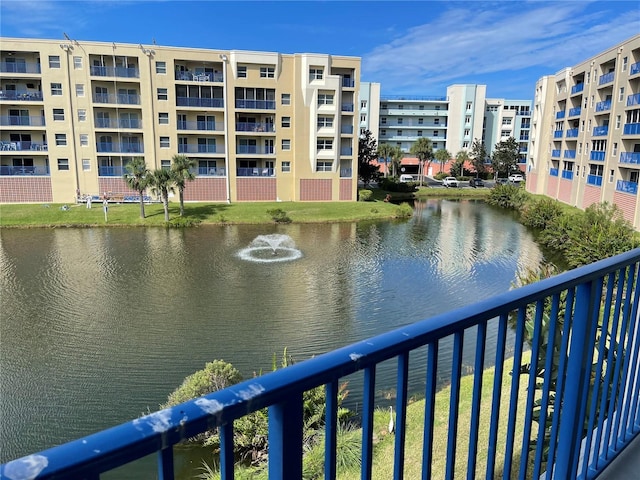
[0,199,546,475]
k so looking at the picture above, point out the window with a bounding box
[433,131,439,137]
[622,57,628,72]
[281,116,291,128]
[619,87,625,102]
[381,117,387,125]
[434,118,439,125]
[157,88,168,100]
[417,131,422,136]
[317,116,333,128]
[616,115,621,129]
[55,134,67,146]
[590,95,594,108]
[281,93,290,105]
[397,118,403,125]
[578,143,582,154]
[466,102,472,111]
[78,109,86,121]
[51,83,62,95]
[501,130,510,137]
[397,130,402,136]
[160,136,170,148]
[316,161,332,172]
[53,108,64,121]
[73,56,82,69]
[581,120,585,132]
[49,56,61,68]
[82,158,90,171]
[502,118,511,125]
[237,66,247,78]
[260,67,275,78]
[380,129,386,136]
[586,72,590,84]
[155,61,166,74]
[159,112,169,124]
[418,118,424,125]
[463,141,469,148]
[317,139,333,150]
[75,84,84,97]
[317,94,334,105]
[464,129,470,136]
[80,134,89,146]
[360,115,366,122]
[282,161,291,172]
[360,100,367,109]
[419,105,424,110]
[57,158,69,170]
[612,143,618,156]
[609,169,614,183]
[310,67,323,81]
[161,160,171,170]
[281,139,291,150]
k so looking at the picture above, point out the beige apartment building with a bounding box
[527,34,640,229]
[0,38,360,204]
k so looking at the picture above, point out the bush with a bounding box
[378,177,417,193]
[434,172,448,180]
[487,184,527,210]
[520,197,564,230]
[358,189,373,202]
[266,208,291,223]
[395,202,413,218]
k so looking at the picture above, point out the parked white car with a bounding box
[442,177,459,188]
[508,173,524,183]
[399,174,414,183]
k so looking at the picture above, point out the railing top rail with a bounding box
[5,247,640,479]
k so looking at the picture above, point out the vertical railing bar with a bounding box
[546,286,576,477]
[157,446,174,480]
[519,299,546,480]
[325,380,339,480]
[620,262,640,438]
[361,365,376,480]
[219,423,234,480]
[502,307,526,479]
[625,305,640,436]
[445,331,464,480]
[582,274,615,478]
[532,293,561,479]
[422,341,438,480]
[596,267,627,469]
[393,352,409,480]
[268,394,303,480]
[467,320,487,480]
[486,314,508,479]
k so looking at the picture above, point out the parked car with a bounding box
[508,173,524,183]
[495,178,509,185]
[469,177,485,188]
[442,177,459,188]
[399,174,414,183]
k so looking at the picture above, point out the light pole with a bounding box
[220,54,231,203]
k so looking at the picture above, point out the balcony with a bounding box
[623,123,640,135]
[175,71,223,83]
[555,110,565,120]
[197,166,225,176]
[553,130,563,139]
[0,165,49,175]
[561,169,574,180]
[96,143,143,154]
[341,103,354,112]
[0,61,41,74]
[0,91,43,101]
[90,65,140,78]
[563,149,576,159]
[590,151,606,161]
[178,144,223,154]
[235,99,275,110]
[340,168,352,177]
[0,141,47,152]
[341,125,354,134]
[627,93,640,107]
[616,179,638,194]
[598,71,615,86]
[570,83,584,95]
[93,93,140,105]
[2,249,638,480]
[568,107,581,117]
[565,128,579,138]
[587,174,603,186]
[631,61,640,76]
[235,122,275,133]
[94,118,141,129]
[236,167,274,177]
[177,97,224,108]
[551,149,561,158]
[177,120,219,131]
[595,100,612,112]
[0,115,45,126]
[549,167,559,176]
[592,125,609,136]
[340,147,353,156]
[98,166,124,176]
[236,145,274,155]
[620,152,640,164]
[342,78,355,88]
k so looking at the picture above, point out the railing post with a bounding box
[554,280,597,478]
[268,393,303,480]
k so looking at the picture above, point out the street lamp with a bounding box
[220,54,231,203]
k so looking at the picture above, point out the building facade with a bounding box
[0,38,360,203]
[526,34,640,230]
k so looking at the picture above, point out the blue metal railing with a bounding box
[235,122,275,132]
[94,118,142,129]
[616,180,638,195]
[593,126,609,136]
[236,145,274,154]
[0,61,41,74]
[627,93,640,107]
[0,115,46,127]
[342,78,355,88]
[596,100,612,112]
[177,97,224,108]
[90,65,140,78]
[340,168,352,177]
[93,93,140,105]
[564,150,576,159]
[98,166,125,176]
[623,123,640,135]
[566,128,579,138]
[341,103,354,112]
[571,83,584,95]
[561,170,574,180]
[177,120,218,131]
[0,165,49,175]
[568,107,581,117]
[197,166,225,176]
[178,144,222,154]
[96,143,143,154]
[631,62,640,76]
[236,167,274,177]
[2,250,639,480]
[587,174,603,186]
[590,151,606,162]
[620,152,640,164]
[340,147,353,156]
[551,149,561,158]
[555,111,566,120]
[175,72,223,82]
[0,91,43,101]
[235,99,276,110]
[599,71,615,85]
[554,130,564,139]
[550,168,559,177]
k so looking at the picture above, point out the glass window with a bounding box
[55,134,67,146]
[360,100,367,109]
[75,84,84,97]
[51,83,63,95]
[619,87,625,102]
[237,66,247,78]
[612,143,617,156]
[156,61,166,74]
[260,67,275,78]
[159,112,169,124]
[317,139,333,150]
[160,136,170,148]
[78,109,86,121]
[282,161,291,172]
[157,88,168,100]
[397,118,403,124]
[281,117,290,128]
[57,158,69,170]
[317,116,333,128]
[622,57,628,72]
[281,93,290,105]
[309,67,323,81]
[49,56,61,68]
[161,160,171,170]
[53,108,64,121]
[82,159,90,171]
[80,134,89,146]
[281,139,290,150]
[317,94,333,105]
[73,56,82,69]
[316,161,332,172]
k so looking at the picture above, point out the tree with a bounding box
[434,148,451,173]
[148,168,174,222]
[469,139,488,177]
[358,130,380,187]
[410,137,433,187]
[389,145,404,178]
[452,150,469,177]
[123,157,149,219]
[491,137,520,179]
[170,154,197,217]
[377,143,393,178]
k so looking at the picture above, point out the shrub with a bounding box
[266,208,292,223]
[520,197,564,230]
[167,217,201,228]
[487,184,527,210]
[358,189,373,202]
[434,172,448,180]
[378,177,417,193]
[395,202,413,218]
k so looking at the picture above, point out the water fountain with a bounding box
[237,234,303,263]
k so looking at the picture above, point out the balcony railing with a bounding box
[197,166,226,176]
[340,168,352,177]
[2,249,639,480]
[564,149,576,159]
[236,167,274,177]
[342,78,355,88]
[549,168,559,176]
[340,147,353,156]
[341,103,354,112]
[96,143,143,154]
[0,115,46,126]
[623,123,640,135]
[98,166,125,176]
[566,128,579,138]
[177,97,224,108]
[631,62,640,76]
[553,130,563,138]
[568,107,581,117]
[0,61,41,74]
[627,93,640,107]
[551,149,561,158]
[177,120,219,131]
[595,100,611,112]
[616,179,638,195]
[175,72,223,82]
[94,118,141,129]
[570,83,584,95]
[561,169,574,180]
[593,126,609,136]
[620,152,640,164]
[235,99,276,110]
[555,111,565,120]
[0,91,43,101]
[235,122,275,133]
[93,93,141,105]
[178,144,222,154]
[598,71,615,85]
[90,65,140,78]
[341,125,354,134]
[590,151,606,161]
[236,145,274,155]
[0,141,47,151]
[0,165,49,175]
[587,174,603,186]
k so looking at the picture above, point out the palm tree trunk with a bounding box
[162,191,170,222]
[179,189,185,217]
[138,191,145,219]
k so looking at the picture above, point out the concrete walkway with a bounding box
[595,433,640,479]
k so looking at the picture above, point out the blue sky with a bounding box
[1,1,638,99]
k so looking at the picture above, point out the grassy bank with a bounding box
[0,200,404,228]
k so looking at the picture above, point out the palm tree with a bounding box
[170,154,197,217]
[410,137,434,187]
[453,150,470,177]
[434,148,451,173]
[389,145,404,178]
[377,143,393,178]
[123,157,149,219]
[148,168,174,222]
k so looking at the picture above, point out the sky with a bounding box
[1,0,638,100]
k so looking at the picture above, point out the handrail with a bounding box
[2,249,639,480]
